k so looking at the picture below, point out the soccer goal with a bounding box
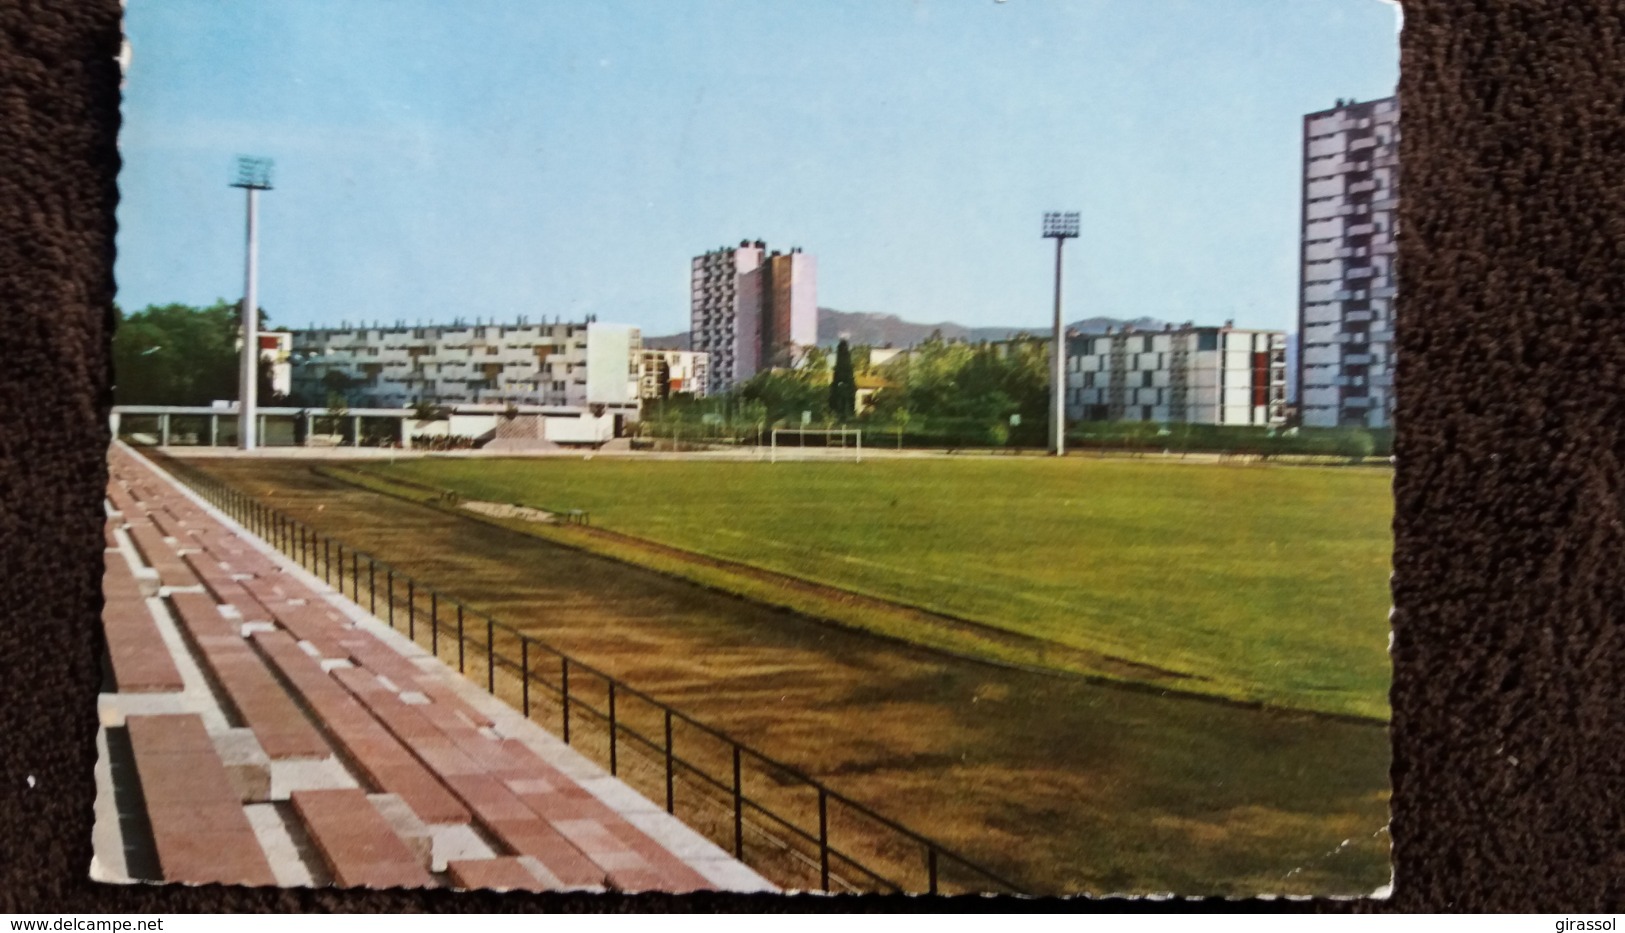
[769,427,863,463]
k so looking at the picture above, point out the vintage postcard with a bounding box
[100,0,1399,898]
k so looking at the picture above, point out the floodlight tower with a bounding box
[231,156,273,451]
[1042,211,1080,456]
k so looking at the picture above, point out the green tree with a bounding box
[111,300,285,407]
[411,399,450,422]
[321,369,356,405]
[799,344,832,373]
[320,391,350,438]
[852,344,873,374]
[112,301,248,406]
[738,364,828,426]
[828,339,857,421]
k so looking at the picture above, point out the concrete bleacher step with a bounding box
[212,728,273,803]
[125,714,277,887]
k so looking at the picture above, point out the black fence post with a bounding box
[664,711,674,814]
[407,578,416,640]
[928,848,939,896]
[818,788,830,891]
[732,746,744,858]
[608,682,618,776]
[431,592,439,656]
[521,639,530,717]
[457,604,465,673]
[561,658,571,744]
[387,569,395,627]
[323,538,331,584]
[486,618,495,694]
[368,559,376,616]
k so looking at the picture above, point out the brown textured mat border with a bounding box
[3,0,1620,913]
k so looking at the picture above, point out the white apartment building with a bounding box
[690,240,817,393]
[289,318,641,418]
[1065,324,1288,426]
[639,349,710,400]
[1298,96,1400,428]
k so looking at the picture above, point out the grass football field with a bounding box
[358,455,1393,720]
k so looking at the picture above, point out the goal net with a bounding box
[769,427,863,463]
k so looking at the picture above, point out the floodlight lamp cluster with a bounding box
[1042,211,1080,238]
[232,156,274,190]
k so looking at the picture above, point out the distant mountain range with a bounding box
[643,308,1171,351]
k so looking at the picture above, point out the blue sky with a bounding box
[116,1,1398,336]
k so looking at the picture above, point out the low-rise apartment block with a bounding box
[1066,324,1287,426]
[639,349,710,400]
[289,318,641,417]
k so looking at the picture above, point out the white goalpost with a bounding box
[769,427,863,463]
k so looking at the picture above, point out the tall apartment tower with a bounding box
[1297,96,1399,428]
[689,240,816,392]
[763,248,818,369]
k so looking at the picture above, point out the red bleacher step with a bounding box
[127,525,200,588]
[167,591,332,760]
[446,856,552,893]
[101,567,184,694]
[251,630,472,826]
[125,714,276,887]
[290,789,434,889]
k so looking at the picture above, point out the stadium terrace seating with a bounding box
[96,444,752,892]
